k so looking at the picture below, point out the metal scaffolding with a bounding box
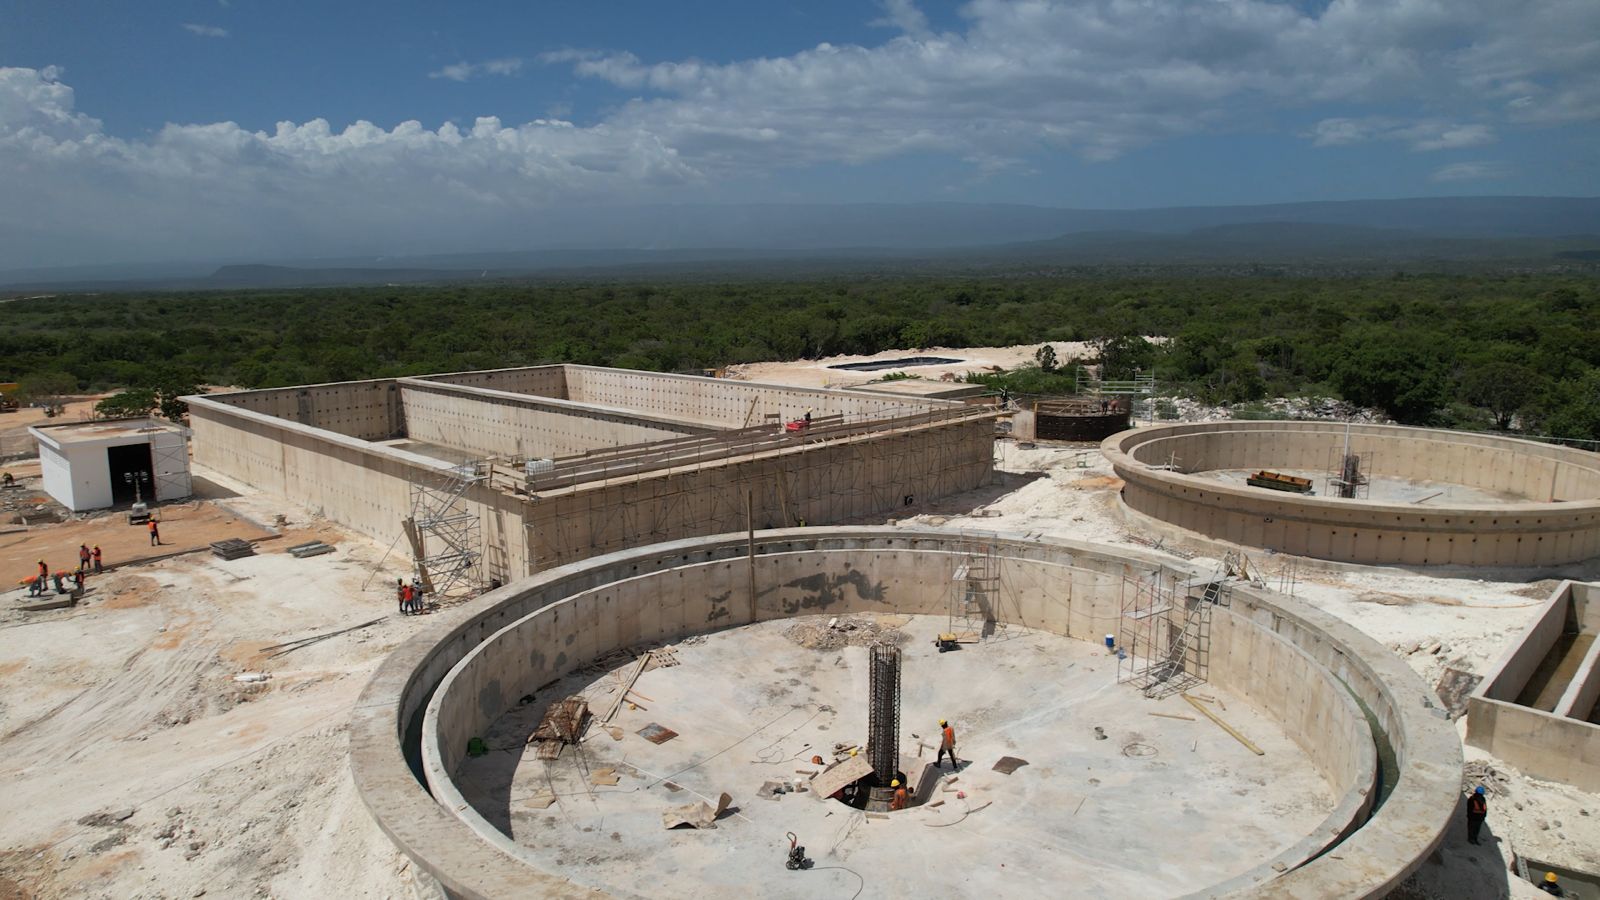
[1076,365,1158,423]
[1116,566,1227,699]
[867,642,902,789]
[948,538,1001,641]
[406,462,487,599]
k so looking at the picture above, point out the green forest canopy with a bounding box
[1,274,1597,440]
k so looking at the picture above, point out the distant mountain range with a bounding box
[4,196,1597,292]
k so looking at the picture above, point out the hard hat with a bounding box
[891,779,900,787]
[849,748,858,756]
[1545,872,1559,883]
[1474,786,1485,795]
[939,719,947,726]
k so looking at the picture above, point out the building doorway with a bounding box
[108,442,154,505]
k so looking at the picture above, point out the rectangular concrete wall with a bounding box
[1479,584,1575,703]
[190,399,535,586]
[420,366,569,399]
[190,393,993,584]
[398,380,704,461]
[201,380,404,441]
[523,418,994,572]
[1466,698,1600,791]
[565,366,947,428]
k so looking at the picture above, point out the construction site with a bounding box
[3,346,1599,900]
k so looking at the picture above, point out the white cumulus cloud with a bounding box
[1430,160,1512,182]
[1310,118,1496,151]
[2,0,1598,266]
[428,58,524,82]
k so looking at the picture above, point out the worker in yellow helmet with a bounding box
[1540,871,1565,896]
[890,778,908,811]
[936,718,958,769]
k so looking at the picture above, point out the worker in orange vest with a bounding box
[148,519,161,546]
[936,718,958,769]
[890,779,908,811]
[92,545,103,574]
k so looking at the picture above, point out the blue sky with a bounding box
[2,0,1597,266]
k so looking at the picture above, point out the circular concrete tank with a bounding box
[1103,422,1600,567]
[349,528,1460,899]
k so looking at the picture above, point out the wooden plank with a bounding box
[600,652,651,725]
[808,753,873,799]
[1183,693,1263,755]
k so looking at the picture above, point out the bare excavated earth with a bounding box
[0,485,432,900]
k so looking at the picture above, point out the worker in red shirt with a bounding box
[936,718,958,769]
[148,519,161,546]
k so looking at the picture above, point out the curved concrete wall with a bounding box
[1104,422,1600,567]
[349,528,1460,900]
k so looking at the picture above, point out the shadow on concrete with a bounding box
[187,474,241,500]
[1397,799,1512,900]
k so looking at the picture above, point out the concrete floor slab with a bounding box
[1194,467,1530,505]
[454,615,1333,899]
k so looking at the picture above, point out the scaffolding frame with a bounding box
[1116,564,1228,699]
[948,537,1001,641]
[1076,365,1158,424]
[407,461,487,599]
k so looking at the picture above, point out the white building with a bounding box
[28,418,193,512]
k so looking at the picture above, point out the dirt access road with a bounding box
[0,490,433,900]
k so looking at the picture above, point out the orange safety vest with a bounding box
[941,725,955,748]
[891,788,908,811]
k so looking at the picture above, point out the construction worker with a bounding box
[37,559,47,582]
[78,544,91,573]
[92,545,102,574]
[148,519,161,546]
[396,579,409,615]
[1540,872,1565,896]
[411,576,425,612]
[936,719,958,769]
[51,571,65,594]
[1466,785,1488,845]
[890,779,908,811]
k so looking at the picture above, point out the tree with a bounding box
[1034,344,1058,372]
[1460,362,1543,430]
[95,388,159,419]
[17,371,77,415]
[1093,334,1156,381]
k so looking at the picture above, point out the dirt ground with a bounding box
[0,500,274,586]
[727,342,1112,389]
[0,481,431,900]
[0,351,1595,898]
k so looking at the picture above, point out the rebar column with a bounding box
[867,642,902,787]
[1338,454,1361,499]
